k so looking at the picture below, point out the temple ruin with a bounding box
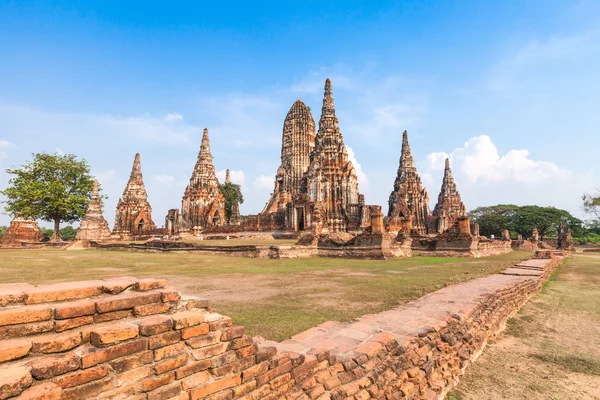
[180,128,226,231]
[387,131,431,235]
[0,216,44,247]
[262,99,316,214]
[112,153,156,239]
[76,179,112,241]
[429,158,467,234]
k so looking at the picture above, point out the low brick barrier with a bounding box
[0,251,564,399]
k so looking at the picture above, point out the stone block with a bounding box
[28,352,81,379]
[24,281,103,305]
[54,300,96,320]
[0,338,32,362]
[0,304,52,327]
[0,365,33,399]
[18,382,62,400]
[135,315,174,336]
[81,339,148,368]
[94,292,162,313]
[134,279,167,292]
[31,331,82,354]
[90,323,139,346]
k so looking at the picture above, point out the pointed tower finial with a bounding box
[225,169,231,184]
[130,153,142,180]
[399,130,414,168]
[321,78,335,117]
[93,179,99,194]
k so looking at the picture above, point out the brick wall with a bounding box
[0,251,564,399]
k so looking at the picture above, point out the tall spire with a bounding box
[121,153,148,201]
[313,78,348,165]
[225,169,231,184]
[400,130,415,169]
[321,78,335,118]
[188,128,219,188]
[432,158,466,233]
[77,178,112,240]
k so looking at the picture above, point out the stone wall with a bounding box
[0,252,564,399]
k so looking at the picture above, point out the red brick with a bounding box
[28,352,81,379]
[228,335,253,350]
[221,325,245,341]
[134,278,167,292]
[19,382,62,400]
[134,302,169,316]
[209,317,232,332]
[94,292,162,313]
[186,331,221,349]
[158,289,180,303]
[24,281,103,305]
[52,365,109,389]
[118,365,153,383]
[94,310,132,323]
[32,331,82,354]
[154,353,187,375]
[0,365,33,398]
[181,323,209,340]
[182,296,210,309]
[154,342,186,361]
[0,304,52,327]
[190,342,228,361]
[0,338,31,362]
[109,350,154,373]
[55,316,93,332]
[147,382,182,400]
[90,323,139,346]
[101,277,138,294]
[355,341,383,358]
[175,360,211,379]
[171,311,206,329]
[0,283,33,306]
[181,371,211,390]
[54,300,95,320]
[0,320,54,340]
[236,343,258,359]
[189,374,241,399]
[142,372,175,392]
[61,376,114,400]
[149,330,181,349]
[81,339,148,368]
[135,315,174,336]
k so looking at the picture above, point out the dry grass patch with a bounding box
[447,252,600,400]
[0,249,530,341]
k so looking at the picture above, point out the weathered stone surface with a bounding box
[0,216,44,247]
[0,304,52,327]
[90,323,139,346]
[76,179,112,241]
[113,153,156,238]
[31,331,82,354]
[0,365,32,398]
[387,130,430,235]
[263,100,316,214]
[54,300,96,320]
[430,158,466,234]
[0,339,32,362]
[28,352,81,379]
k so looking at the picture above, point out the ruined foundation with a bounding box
[0,251,564,399]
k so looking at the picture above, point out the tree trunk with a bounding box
[51,218,61,242]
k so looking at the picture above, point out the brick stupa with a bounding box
[113,153,156,238]
[181,128,226,229]
[430,158,467,234]
[263,100,316,214]
[388,130,431,235]
[1,216,44,247]
[76,179,112,241]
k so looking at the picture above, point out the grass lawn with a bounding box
[0,249,530,341]
[447,252,600,400]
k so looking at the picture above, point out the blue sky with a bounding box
[1,1,599,227]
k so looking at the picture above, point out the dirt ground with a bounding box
[447,252,600,400]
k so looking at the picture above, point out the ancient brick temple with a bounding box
[387,131,431,235]
[429,158,467,234]
[286,79,369,233]
[113,153,156,238]
[1,216,44,247]
[180,128,226,230]
[262,100,316,214]
[76,179,112,241]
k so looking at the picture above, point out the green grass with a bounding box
[533,353,600,376]
[0,249,531,341]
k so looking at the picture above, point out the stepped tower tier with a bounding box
[430,158,467,234]
[262,100,316,214]
[290,78,362,233]
[181,128,226,229]
[77,179,112,240]
[113,153,156,238]
[388,130,430,235]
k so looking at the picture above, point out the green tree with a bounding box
[1,153,95,242]
[513,205,582,239]
[0,225,8,238]
[40,227,54,239]
[467,204,518,237]
[583,190,600,221]
[218,182,244,222]
[59,225,78,240]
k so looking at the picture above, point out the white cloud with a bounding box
[439,135,571,185]
[56,148,65,155]
[155,174,175,185]
[216,169,245,185]
[346,145,369,188]
[253,175,273,189]
[426,152,449,171]
[164,112,183,122]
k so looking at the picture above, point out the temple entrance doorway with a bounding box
[137,219,145,232]
[296,207,305,231]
